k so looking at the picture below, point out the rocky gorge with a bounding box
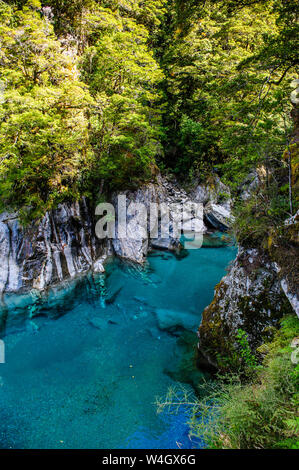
[0,172,298,370]
[0,174,232,295]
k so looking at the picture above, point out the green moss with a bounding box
[198,281,241,370]
[198,267,294,372]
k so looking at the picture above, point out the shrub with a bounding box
[156,315,299,449]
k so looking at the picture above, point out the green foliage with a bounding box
[156,0,297,182]
[0,0,94,221]
[42,0,167,43]
[157,315,299,449]
[232,155,298,250]
[0,0,297,223]
[235,328,258,371]
[79,9,164,188]
[0,0,298,450]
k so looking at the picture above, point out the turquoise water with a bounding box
[0,240,236,449]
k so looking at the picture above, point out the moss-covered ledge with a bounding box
[197,247,294,371]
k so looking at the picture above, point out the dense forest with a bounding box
[0,0,298,226]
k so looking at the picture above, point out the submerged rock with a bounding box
[147,326,161,340]
[164,331,207,388]
[280,279,299,316]
[1,275,89,333]
[156,308,199,334]
[105,286,123,305]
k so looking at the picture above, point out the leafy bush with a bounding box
[235,329,258,371]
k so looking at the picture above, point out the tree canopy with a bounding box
[0,0,298,221]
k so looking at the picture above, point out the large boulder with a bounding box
[112,180,166,263]
[204,202,233,231]
[0,199,105,293]
[112,175,208,262]
[197,247,294,370]
[0,220,11,293]
[193,176,232,208]
[192,176,233,231]
[274,209,299,317]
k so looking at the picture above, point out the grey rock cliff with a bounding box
[0,175,233,293]
[0,199,105,294]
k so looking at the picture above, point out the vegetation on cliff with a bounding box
[157,315,299,449]
[0,0,298,223]
[0,0,166,221]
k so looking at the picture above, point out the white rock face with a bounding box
[0,199,105,293]
[280,209,299,317]
[192,184,211,205]
[151,238,179,251]
[204,202,234,231]
[192,176,233,229]
[111,180,165,263]
[284,209,299,227]
[0,174,231,293]
[0,221,10,294]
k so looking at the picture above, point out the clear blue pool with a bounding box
[0,238,236,449]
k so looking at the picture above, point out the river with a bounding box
[0,233,236,449]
